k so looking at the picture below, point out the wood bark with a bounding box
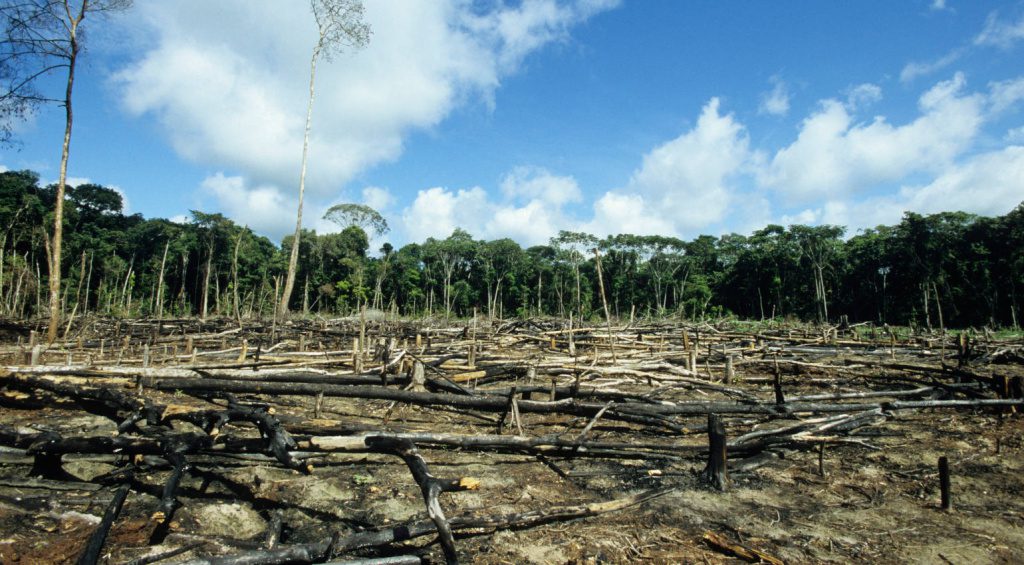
[47,4,85,344]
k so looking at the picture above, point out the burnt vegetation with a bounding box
[0,168,1023,563]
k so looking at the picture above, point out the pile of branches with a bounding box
[0,317,1022,563]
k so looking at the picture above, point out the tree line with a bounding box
[2,169,1021,329]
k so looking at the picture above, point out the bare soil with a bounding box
[0,317,1022,564]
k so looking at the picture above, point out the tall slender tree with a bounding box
[280,0,371,316]
[1,0,133,342]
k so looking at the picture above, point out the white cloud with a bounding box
[169,214,189,224]
[200,173,296,235]
[903,11,1024,84]
[65,176,91,187]
[791,146,1024,233]
[764,73,984,202]
[400,168,584,247]
[758,76,790,116]
[900,48,965,83]
[1006,125,1024,143]
[0,165,8,173]
[845,83,882,110]
[362,72,1024,246]
[622,98,755,232]
[500,166,582,206]
[361,186,395,211]
[583,192,675,237]
[488,199,568,245]
[989,77,1024,114]
[401,186,492,243]
[780,208,818,226]
[975,12,1024,49]
[114,0,616,233]
[897,145,1024,216]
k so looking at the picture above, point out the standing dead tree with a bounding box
[280,0,371,317]
[0,0,133,343]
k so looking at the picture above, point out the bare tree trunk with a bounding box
[556,274,565,318]
[120,255,134,314]
[214,268,222,315]
[232,230,243,326]
[923,283,932,331]
[537,271,542,316]
[593,249,616,363]
[73,250,86,316]
[574,262,582,316]
[302,274,309,315]
[83,251,93,316]
[444,271,452,321]
[819,265,829,322]
[36,257,43,317]
[156,240,169,320]
[47,9,83,343]
[201,244,213,321]
[280,45,322,317]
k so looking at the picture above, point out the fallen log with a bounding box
[138,377,1024,417]
[179,487,676,564]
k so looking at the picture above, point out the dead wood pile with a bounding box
[0,315,1021,563]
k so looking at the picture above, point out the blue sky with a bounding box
[2,0,1023,248]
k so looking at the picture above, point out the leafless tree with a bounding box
[1,0,133,342]
[280,0,371,317]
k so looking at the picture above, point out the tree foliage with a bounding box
[0,170,1022,328]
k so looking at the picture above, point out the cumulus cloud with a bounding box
[896,146,1024,215]
[500,166,582,206]
[780,146,1024,233]
[114,0,617,238]
[400,167,584,246]
[764,73,984,202]
[488,199,569,245]
[622,98,755,232]
[930,0,949,12]
[200,173,296,235]
[758,76,790,116]
[401,186,492,243]
[583,192,675,237]
[361,186,395,211]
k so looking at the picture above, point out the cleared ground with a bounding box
[1,317,1022,563]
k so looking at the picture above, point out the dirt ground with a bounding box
[0,318,1022,564]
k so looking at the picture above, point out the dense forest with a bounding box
[2,169,1021,329]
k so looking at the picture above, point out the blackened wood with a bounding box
[703,414,727,491]
[75,483,130,565]
[496,386,517,435]
[365,437,477,565]
[939,456,951,510]
[264,510,283,550]
[181,487,672,565]
[773,355,785,405]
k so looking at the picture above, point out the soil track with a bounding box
[1,316,1022,563]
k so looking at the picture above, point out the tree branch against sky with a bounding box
[1,0,132,343]
[279,0,370,317]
